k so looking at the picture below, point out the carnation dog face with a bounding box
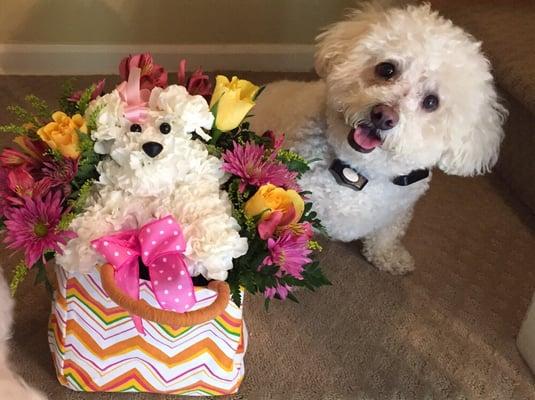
[89,85,218,196]
[316,4,506,177]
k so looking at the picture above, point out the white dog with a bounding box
[252,3,506,274]
[56,83,248,280]
[0,271,47,399]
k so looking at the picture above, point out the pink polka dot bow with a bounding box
[91,215,196,333]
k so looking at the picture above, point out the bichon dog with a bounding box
[251,3,506,274]
[0,271,47,399]
[56,78,248,280]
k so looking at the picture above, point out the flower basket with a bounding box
[1,53,330,396]
[49,265,247,396]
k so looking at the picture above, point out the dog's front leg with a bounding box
[362,209,415,275]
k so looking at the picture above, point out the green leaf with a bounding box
[286,292,300,303]
[253,86,266,101]
[264,298,271,311]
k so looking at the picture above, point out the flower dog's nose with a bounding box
[142,142,163,158]
[370,104,399,130]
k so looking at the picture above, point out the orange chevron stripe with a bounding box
[62,360,242,395]
[66,320,235,371]
[68,278,241,336]
[67,281,130,321]
[49,314,66,354]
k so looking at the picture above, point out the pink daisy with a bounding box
[41,157,78,196]
[263,230,312,279]
[264,283,293,300]
[222,141,300,191]
[3,191,76,267]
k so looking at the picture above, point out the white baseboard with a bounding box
[0,43,315,75]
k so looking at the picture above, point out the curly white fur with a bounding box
[0,271,47,399]
[251,3,506,274]
[56,85,248,281]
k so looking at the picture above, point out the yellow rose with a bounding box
[245,184,304,224]
[210,75,259,132]
[37,111,87,158]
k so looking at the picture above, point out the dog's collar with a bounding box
[329,158,429,191]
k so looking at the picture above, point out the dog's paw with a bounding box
[362,244,415,275]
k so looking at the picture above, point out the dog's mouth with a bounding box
[348,123,383,153]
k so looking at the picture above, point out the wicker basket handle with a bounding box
[99,263,230,327]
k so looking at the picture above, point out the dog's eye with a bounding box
[159,122,171,135]
[375,62,396,80]
[422,94,440,112]
[130,123,142,133]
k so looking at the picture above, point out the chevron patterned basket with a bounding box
[48,266,247,396]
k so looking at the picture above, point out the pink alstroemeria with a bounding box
[68,79,106,102]
[4,167,51,207]
[177,59,212,99]
[0,136,48,169]
[119,53,168,90]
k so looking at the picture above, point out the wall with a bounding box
[0,0,356,74]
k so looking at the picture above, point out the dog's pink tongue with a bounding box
[353,126,381,150]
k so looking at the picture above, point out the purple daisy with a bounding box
[3,191,76,267]
[222,141,300,191]
[263,230,312,279]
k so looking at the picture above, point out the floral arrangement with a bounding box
[0,53,329,307]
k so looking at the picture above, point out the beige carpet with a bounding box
[1,74,534,400]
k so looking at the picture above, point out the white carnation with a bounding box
[58,84,247,280]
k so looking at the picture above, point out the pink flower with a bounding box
[264,283,293,300]
[222,141,300,192]
[282,221,314,241]
[0,137,48,170]
[177,59,212,99]
[262,130,285,151]
[119,53,167,90]
[68,79,106,102]
[41,157,78,196]
[0,166,50,214]
[3,191,76,267]
[263,230,312,279]
[0,168,10,217]
[6,167,50,203]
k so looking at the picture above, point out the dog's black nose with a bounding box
[142,142,163,158]
[371,104,399,130]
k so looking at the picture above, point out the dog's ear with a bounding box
[438,86,507,176]
[314,4,384,78]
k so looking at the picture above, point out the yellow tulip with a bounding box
[244,184,304,224]
[37,111,87,158]
[210,75,259,132]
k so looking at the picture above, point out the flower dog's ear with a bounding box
[314,4,384,78]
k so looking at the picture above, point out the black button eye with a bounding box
[422,94,440,112]
[159,122,171,134]
[130,123,142,133]
[375,62,396,80]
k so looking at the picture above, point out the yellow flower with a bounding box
[210,75,259,132]
[244,184,304,224]
[37,111,87,158]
